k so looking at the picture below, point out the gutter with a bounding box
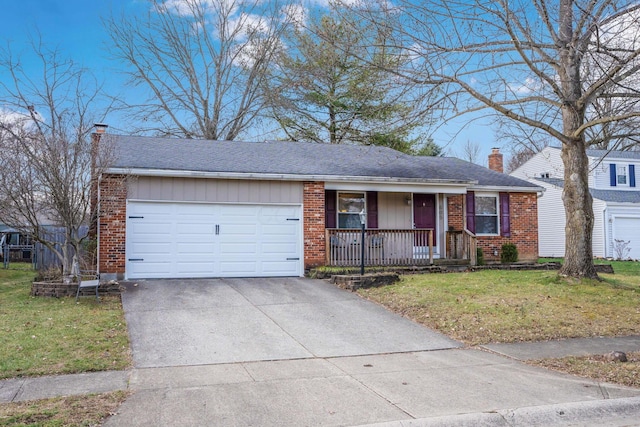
[468,185,545,193]
[104,167,476,187]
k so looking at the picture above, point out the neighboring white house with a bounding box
[511,147,640,259]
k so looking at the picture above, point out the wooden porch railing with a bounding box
[325,229,434,267]
[445,229,477,266]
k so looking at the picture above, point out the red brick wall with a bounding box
[98,174,127,278]
[303,181,325,269]
[447,195,464,231]
[448,192,538,262]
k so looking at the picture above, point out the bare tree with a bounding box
[455,140,483,165]
[0,41,111,277]
[105,0,292,140]
[352,0,640,279]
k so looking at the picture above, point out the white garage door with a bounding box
[612,216,640,260]
[126,201,302,279]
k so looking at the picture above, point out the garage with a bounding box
[612,216,640,260]
[125,201,302,279]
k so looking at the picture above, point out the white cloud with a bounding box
[226,12,271,41]
[156,0,235,17]
[508,77,541,95]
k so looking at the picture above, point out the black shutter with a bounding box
[610,163,617,187]
[466,191,475,233]
[325,190,336,228]
[499,192,511,237]
[366,192,378,229]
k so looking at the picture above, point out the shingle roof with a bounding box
[586,149,640,160]
[107,135,539,189]
[536,177,640,203]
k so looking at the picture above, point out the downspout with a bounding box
[603,206,609,258]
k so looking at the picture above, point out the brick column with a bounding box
[98,174,127,279]
[447,195,464,230]
[303,181,325,270]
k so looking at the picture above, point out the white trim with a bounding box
[328,182,469,194]
[125,198,301,207]
[474,192,500,236]
[468,185,544,193]
[410,193,440,256]
[616,165,630,187]
[106,167,474,186]
[337,191,366,229]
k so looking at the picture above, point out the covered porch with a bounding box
[325,228,477,267]
[323,187,477,267]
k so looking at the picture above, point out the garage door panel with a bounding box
[220,243,257,255]
[219,261,259,275]
[261,262,299,274]
[613,217,640,259]
[175,263,216,274]
[126,202,301,279]
[129,243,174,254]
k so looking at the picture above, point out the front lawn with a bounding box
[357,260,640,346]
[0,264,131,379]
[0,391,128,427]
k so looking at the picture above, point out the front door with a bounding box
[413,193,436,247]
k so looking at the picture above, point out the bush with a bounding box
[501,243,518,263]
[476,247,485,266]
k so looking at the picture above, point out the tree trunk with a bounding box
[559,138,598,279]
[557,0,597,279]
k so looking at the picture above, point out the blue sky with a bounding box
[1,0,499,164]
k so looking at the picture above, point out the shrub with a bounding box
[476,247,485,266]
[501,243,518,263]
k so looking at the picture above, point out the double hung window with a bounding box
[338,192,365,228]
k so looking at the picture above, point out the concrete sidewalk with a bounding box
[2,338,640,426]
[3,335,639,405]
[483,335,640,361]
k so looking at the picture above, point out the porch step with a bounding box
[434,259,471,267]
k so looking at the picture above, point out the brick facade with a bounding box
[303,181,325,270]
[448,192,538,262]
[447,195,465,231]
[98,174,127,279]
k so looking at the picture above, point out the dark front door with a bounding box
[413,193,436,246]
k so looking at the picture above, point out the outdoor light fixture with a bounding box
[359,210,366,275]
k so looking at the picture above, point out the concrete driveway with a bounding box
[108,277,640,426]
[121,277,461,368]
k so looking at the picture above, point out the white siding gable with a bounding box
[510,147,564,181]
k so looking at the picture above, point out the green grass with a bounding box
[358,262,640,345]
[0,264,131,379]
[0,391,129,426]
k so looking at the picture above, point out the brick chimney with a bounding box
[488,147,503,173]
[89,123,108,241]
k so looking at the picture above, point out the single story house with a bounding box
[510,146,640,259]
[96,134,541,280]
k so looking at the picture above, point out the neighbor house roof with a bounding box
[536,177,640,203]
[544,146,640,161]
[586,149,640,160]
[106,135,540,190]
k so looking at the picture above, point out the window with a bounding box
[617,166,627,185]
[475,195,499,235]
[338,192,365,228]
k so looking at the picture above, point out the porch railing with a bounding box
[326,228,434,267]
[445,229,477,265]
